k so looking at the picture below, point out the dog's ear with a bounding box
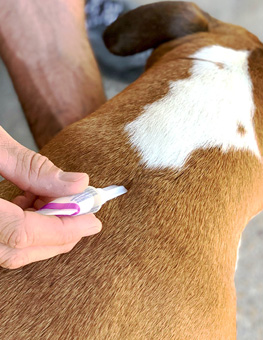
[103,1,209,56]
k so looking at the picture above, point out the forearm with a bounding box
[0,0,105,148]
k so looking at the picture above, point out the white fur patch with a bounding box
[125,45,260,169]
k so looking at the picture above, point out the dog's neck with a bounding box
[130,150,259,339]
[125,45,260,171]
[122,43,263,274]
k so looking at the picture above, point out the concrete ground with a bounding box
[0,1,262,339]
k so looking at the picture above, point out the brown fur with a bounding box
[0,2,263,339]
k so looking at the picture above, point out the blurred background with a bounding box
[0,0,262,339]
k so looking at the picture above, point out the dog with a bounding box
[0,2,263,339]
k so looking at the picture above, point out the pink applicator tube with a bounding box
[37,185,127,216]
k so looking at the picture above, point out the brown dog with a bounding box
[1,2,263,339]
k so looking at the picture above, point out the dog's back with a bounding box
[1,2,263,339]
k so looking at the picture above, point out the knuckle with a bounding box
[18,150,51,185]
[61,241,79,254]
[7,227,21,248]
[0,214,26,248]
[59,220,76,245]
[17,149,33,177]
[29,153,50,181]
[61,233,75,246]
[0,251,27,269]
[7,221,30,249]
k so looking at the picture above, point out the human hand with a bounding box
[0,127,102,269]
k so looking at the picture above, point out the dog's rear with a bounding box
[1,2,263,339]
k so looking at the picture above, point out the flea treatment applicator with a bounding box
[37,185,127,216]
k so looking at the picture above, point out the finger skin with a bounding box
[0,126,90,197]
[12,192,36,210]
[0,241,80,269]
[0,198,102,249]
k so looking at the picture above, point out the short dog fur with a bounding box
[0,2,263,339]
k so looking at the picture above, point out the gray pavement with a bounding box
[0,1,263,339]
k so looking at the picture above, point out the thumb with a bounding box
[0,127,89,197]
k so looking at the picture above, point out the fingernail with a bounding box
[59,171,88,182]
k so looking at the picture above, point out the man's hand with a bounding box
[0,127,102,269]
